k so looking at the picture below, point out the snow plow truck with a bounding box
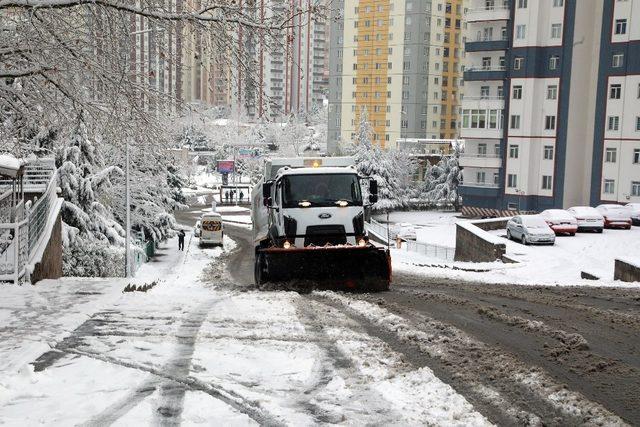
[251,157,391,291]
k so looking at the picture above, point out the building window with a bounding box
[608,116,620,131]
[507,174,518,188]
[615,19,627,35]
[613,54,624,68]
[605,147,617,163]
[509,144,519,158]
[545,116,556,130]
[637,116,640,131]
[610,84,622,99]
[482,57,492,69]
[512,85,522,99]
[604,179,615,194]
[478,143,487,156]
[542,176,552,190]
[549,55,559,70]
[510,115,521,129]
[401,120,408,128]
[553,0,563,6]
[481,86,490,98]
[476,171,486,183]
[516,25,526,39]
[514,57,524,70]
[517,0,527,8]
[544,146,554,160]
[632,181,640,197]
[634,149,640,164]
[547,85,558,100]
[551,24,562,39]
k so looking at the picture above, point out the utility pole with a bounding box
[125,141,131,278]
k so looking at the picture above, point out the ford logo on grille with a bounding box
[318,213,332,219]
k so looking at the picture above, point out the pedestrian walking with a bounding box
[239,191,245,203]
[211,198,217,212]
[178,229,185,251]
[225,191,229,203]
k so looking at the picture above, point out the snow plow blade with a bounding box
[255,245,391,291]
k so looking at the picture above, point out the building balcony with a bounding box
[465,38,509,52]
[459,153,502,169]
[461,96,505,110]
[463,66,507,81]
[466,6,510,22]
[460,181,500,189]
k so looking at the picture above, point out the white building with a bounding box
[459,0,640,217]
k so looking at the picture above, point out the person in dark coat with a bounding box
[225,191,230,203]
[178,230,185,251]
[239,191,245,202]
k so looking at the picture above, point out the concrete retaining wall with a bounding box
[614,258,640,283]
[31,213,63,284]
[454,221,507,263]
[471,218,510,232]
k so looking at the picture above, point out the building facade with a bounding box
[459,0,640,216]
[327,0,464,153]
[235,0,329,120]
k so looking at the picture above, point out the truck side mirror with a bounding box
[369,179,378,203]
[262,182,272,207]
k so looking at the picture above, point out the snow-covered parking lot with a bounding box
[489,226,640,283]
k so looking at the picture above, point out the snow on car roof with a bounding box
[520,215,549,226]
[543,209,572,217]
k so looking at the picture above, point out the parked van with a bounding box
[199,213,224,246]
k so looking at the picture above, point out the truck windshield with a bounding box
[282,174,363,208]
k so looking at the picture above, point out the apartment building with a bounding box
[327,0,464,152]
[459,0,640,217]
[235,0,329,120]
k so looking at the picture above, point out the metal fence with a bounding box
[0,159,59,283]
[366,219,455,262]
[403,239,455,262]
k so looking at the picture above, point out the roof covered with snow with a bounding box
[0,154,24,178]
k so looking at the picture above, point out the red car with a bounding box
[596,204,632,229]
[540,209,578,235]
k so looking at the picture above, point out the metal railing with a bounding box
[461,181,500,188]
[0,160,59,284]
[465,65,507,72]
[463,96,505,101]
[0,158,55,193]
[467,5,510,13]
[460,153,502,158]
[366,219,455,262]
[403,239,455,262]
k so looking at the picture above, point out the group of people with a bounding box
[224,189,245,203]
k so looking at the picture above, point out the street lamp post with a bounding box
[125,140,131,278]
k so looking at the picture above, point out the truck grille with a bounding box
[304,225,347,247]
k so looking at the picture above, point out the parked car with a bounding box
[596,204,632,229]
[506,215,556,245]
[566,206,604,232]
[540,209,578,235]
[626,203,640,226]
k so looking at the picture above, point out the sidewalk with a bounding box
[0,238,187,379]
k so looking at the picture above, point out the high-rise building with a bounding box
[327,0,464,153]
[236,0,329,120]
[459,0,640,217]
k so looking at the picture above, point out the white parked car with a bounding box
[566,206,604,233]
[539,209,578,236]
[596,204,632,229]
[506,215,556,245]
[626,203,640,226]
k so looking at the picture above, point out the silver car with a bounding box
[506,215,556,245]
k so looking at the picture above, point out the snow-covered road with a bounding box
[1,208,638,425]
[0,232,489,426]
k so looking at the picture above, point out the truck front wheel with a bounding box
[254,253,268,286]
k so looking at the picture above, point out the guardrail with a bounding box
[0,158,55,193]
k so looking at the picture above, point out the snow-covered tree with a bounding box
[351,107,414,210]
[422,149,462,209]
